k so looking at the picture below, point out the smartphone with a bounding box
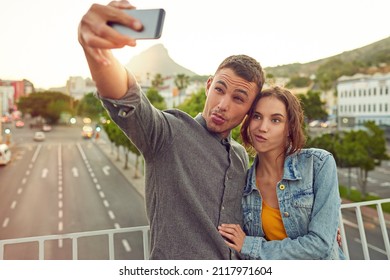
[108,9,165,39]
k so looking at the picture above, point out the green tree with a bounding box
[17,91,73,124]
[77,92,104,120]
[315,58,360,91]
[307,121,388,199]
[146,88,166,110]
[297,90,328,122]
[286,76,311,88]
[151,73,164,89]
[177,88,206,117]
[174,73,190,104]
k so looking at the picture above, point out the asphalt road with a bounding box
[0,119,148,259]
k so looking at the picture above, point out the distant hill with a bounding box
[126,44,198,80]
[265,36,390,77]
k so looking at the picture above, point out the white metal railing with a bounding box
[339,198,390,260]
[0,225,150,260]
[1,199,390,260]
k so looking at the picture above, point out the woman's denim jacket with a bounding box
[241,148,346,260]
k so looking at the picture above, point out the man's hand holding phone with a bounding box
[78,1,164,66]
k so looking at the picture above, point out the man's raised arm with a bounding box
[78,1,143,98]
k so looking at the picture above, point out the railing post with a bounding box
[38,240,45,260]
[376,203,390,259]
[0,243,4,260]
[108,233,115,260]
[72,237,78,260]
[142,228,150,260]
[355,206,370,260]
[339,210,350,259]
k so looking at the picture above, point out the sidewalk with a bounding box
[94,138,145,198]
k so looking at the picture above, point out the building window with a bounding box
[379,103,382,112]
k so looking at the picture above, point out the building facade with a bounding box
[337,72,390,129]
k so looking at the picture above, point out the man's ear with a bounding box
[205,76,213,96]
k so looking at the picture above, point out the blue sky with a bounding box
[0,0,389,89]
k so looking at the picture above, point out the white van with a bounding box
[0,144,11,165]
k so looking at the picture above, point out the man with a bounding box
[78,0,265,259]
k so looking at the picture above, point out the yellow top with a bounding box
[261,200,288,240]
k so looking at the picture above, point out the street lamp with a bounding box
[4,128,11,145]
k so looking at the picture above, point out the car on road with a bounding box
[42,124,52,132]
[0,144,11,165]
[33,131,45,141]
[15,120,25,128]
[82,125,94,139]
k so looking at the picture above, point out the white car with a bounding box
[34,131,45,141]
[0,144,11,165]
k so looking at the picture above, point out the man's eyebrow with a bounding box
[216,80,249,97]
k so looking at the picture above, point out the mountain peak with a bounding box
[126,44,197,81]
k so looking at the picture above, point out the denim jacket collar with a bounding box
[243,153,302,196]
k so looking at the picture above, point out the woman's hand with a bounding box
[218,224,246,252]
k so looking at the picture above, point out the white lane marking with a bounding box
[21,178,27,184]
[102,166,110,176]
[58,201,63,208]
[103,200,109,208]
[58,221,63,232]
[58,193,63,200]
[122,239,132,252]
[31,144,42,163]
[114,223,121,229]
[10,201,17,210]
[25,170,30,176]
[108,210,115,220]
[354,238,388,256]
[96,184,101,190]
[99,191,105,198]
[76,143,87,160]
[41,168,49,178]
[72,167,79,177]
[342,218,358,229]
[2,217,10,228]
[17,188,23,195]
[58,210,63,219]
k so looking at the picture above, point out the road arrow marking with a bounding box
[72,167,79,177]
[42,168,48,178]
[102,166,111,176]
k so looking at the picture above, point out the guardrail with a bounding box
[0,225,150,260]
[339,198,390,260]
[1,199,390,260]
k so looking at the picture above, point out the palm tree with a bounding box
[151,73,164,89]
[174,73,190,104]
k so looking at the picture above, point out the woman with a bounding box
[218,86,345,259]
